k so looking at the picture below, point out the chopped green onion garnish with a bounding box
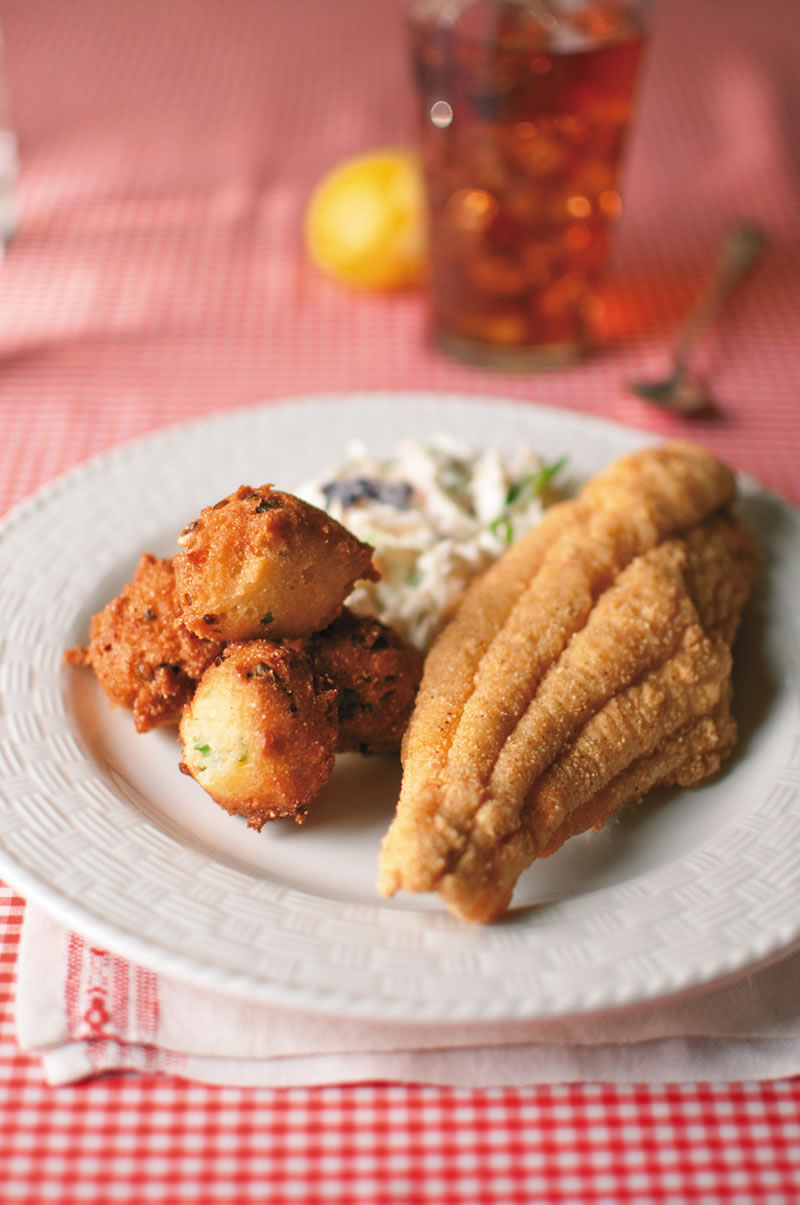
[193,740,211,757]
[505,456,567,507]
[490,515,514,545]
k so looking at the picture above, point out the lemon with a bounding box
[305,148,427,290]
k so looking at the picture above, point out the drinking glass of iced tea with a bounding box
[409,0,649,369]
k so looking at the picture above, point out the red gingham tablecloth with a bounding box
[1,0,799,1199]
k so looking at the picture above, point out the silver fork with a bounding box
[628,222,766,414]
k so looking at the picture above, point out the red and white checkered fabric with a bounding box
[3,879,800,1205]
[1,0,800,1197]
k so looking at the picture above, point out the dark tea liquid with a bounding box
[410,1,646,367]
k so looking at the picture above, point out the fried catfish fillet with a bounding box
[378,442,755,922]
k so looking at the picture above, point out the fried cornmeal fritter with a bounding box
[378,441,756,923]
[174,484,378,643]
[65,553,224,733]
[179,640,338,829]
[289,608,424,755]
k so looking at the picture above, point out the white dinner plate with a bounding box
[0,392,798,1022]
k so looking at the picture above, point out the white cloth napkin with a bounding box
[15,904,800,1086]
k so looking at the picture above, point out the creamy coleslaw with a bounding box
[299,438,566,650]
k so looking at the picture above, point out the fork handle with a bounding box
[672,222,766,371]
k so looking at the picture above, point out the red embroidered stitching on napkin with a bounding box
[63,933,161,1072]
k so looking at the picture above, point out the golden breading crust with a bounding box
[65,553,224,733]
[174,484,379,642]
[179,640,338,828]
[378,441,754,923]
[536,688,738,859]
[290,609,424,755]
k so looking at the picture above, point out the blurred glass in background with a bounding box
[409,0,650,369]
